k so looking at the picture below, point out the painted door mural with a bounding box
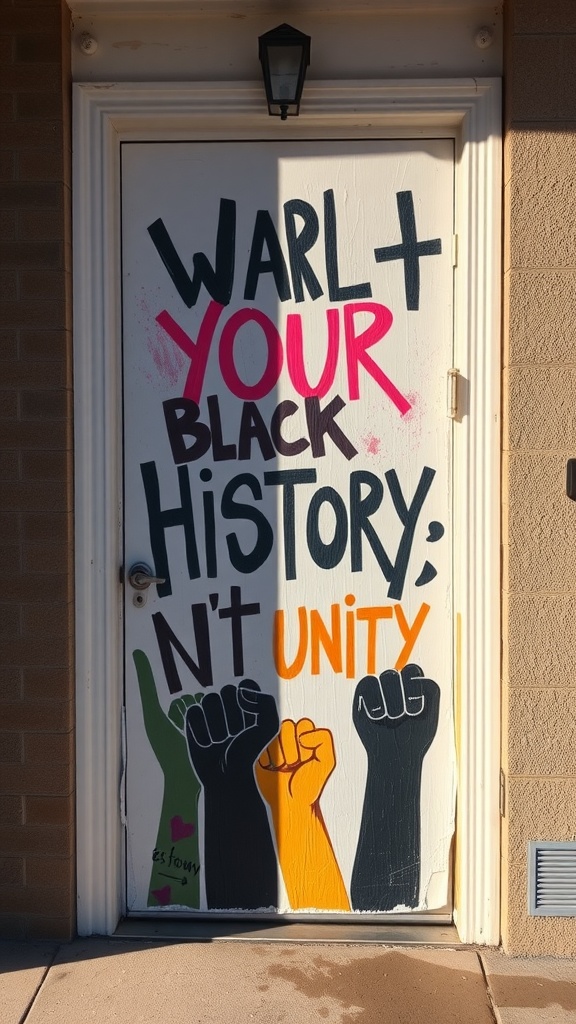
[122,140,455,916]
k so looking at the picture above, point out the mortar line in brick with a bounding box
[17,943,59,1024]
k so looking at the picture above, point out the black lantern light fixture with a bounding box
[258,23,311,121]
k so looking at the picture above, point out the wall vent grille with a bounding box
[529,842,576,916]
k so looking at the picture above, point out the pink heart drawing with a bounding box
[151,885,171,906]
[170,815,195,842]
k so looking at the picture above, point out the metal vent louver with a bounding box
[529,842,576,916]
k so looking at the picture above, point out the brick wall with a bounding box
[502,0,576,954]
[0,0,74,941]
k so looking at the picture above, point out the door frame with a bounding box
[73,78,501,941]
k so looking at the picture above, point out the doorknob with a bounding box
[128,562,167,591]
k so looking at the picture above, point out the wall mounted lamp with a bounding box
[258,23,311,120]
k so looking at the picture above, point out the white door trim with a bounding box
[73,78,501,942]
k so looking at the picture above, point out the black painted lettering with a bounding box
[349,470,394,582]
[207,394,237,461]
[202,486,217,579]
[244,210,292,302]
[264,469,317,581]
[270,400,309,457]
[384,466,435,600]
[141,461,200,596]
[147,199,236,308]
[283,199,323,304]
[324,189,372,302]
[221,473,274,574]
[152,605,213,692]
[305,395,358,461]
[218,585,261,676]
[238,402,276,462]
[306,486,348,570]
[163,399,211,465]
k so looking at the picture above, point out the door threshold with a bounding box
[115,918,461,945]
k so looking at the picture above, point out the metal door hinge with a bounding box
[447,368,460,419]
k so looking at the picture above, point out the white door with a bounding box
[121,139,455,916]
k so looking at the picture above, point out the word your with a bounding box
[156,299,410,414]
[274,598,430,679]
[148,189,440,313]
[141,462,436,594]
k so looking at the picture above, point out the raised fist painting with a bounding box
[185,680,279,910]
[351,664,440,912]
[256,717,349,911]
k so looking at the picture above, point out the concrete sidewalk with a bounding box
[2,938,576,1024]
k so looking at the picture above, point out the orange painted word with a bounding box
[273,597,430,680]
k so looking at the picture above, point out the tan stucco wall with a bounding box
[502,0,576,955]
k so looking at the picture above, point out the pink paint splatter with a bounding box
[137,290,186,389]
[402,391,419,423]
[401,391,426,451]
[361,433,382,455]
[149,322,186,387]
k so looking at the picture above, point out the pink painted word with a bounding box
[156,300,411,416]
